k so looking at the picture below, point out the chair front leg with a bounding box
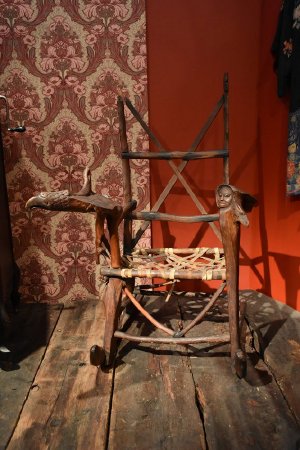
[217,184,249,377]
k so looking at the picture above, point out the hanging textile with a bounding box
[272,0,300,195]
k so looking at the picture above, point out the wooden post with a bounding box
[90,278,124,367]
[117,97,133,254]
[95,209,105,264]
[223,73,229,184]
[106,207,123,269]
[216,185,247,377]
[219,210,240,351]
[102,278,123,365]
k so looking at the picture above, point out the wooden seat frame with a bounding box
[26,74,256,377]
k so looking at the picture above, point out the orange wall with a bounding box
[146,0,300,310]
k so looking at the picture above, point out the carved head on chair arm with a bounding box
[216,184,257,226]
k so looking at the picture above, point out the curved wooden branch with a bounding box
[174,282,226,337]
[26,166,122,214]
[124,287,174,336]
[26,190,120,214]
[114,331,230,345]
[26,166,123,267]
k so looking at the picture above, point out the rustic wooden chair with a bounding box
[91,73,256,377]
[26,74,256,377]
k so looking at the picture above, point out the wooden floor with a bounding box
[1,289,299,450]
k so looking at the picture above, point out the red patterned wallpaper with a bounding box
[0,0,149,303]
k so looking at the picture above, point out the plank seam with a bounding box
[246,314,300,427]
[104,363,117,450]
[5,304,64,449]
[177,298,208,450]
[261,354,300,427]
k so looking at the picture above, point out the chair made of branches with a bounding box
[26,74,256,377]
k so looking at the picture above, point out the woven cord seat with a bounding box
[100,247,226,280]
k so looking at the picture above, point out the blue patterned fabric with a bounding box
[272,0,300,195]
[288,108,300,194]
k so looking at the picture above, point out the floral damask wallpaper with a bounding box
[0,0,149,303]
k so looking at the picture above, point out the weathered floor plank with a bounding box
[177,292,300,450]
[243,290,300,425]
[192,354,300,450]
[7,292,113,450]
[2,290,300,450]
[0,303,62,450]
[108,295,206,450]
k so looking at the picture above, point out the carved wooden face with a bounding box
[216,185,233,208]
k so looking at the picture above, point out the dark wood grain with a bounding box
[7,296,113,450]
[2,291,300,450]
[244,290,300,425]
[102,278,124,365]
[0,303,62,450]
[192,354,300,450]
[108,295,206,450]
[178,293,300,450]
[219,205,241,368]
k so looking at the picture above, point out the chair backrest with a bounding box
[118,73,230,254]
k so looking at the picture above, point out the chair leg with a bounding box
[227,281,247,378]
[90,278,123,368]
[219,204,247,378]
